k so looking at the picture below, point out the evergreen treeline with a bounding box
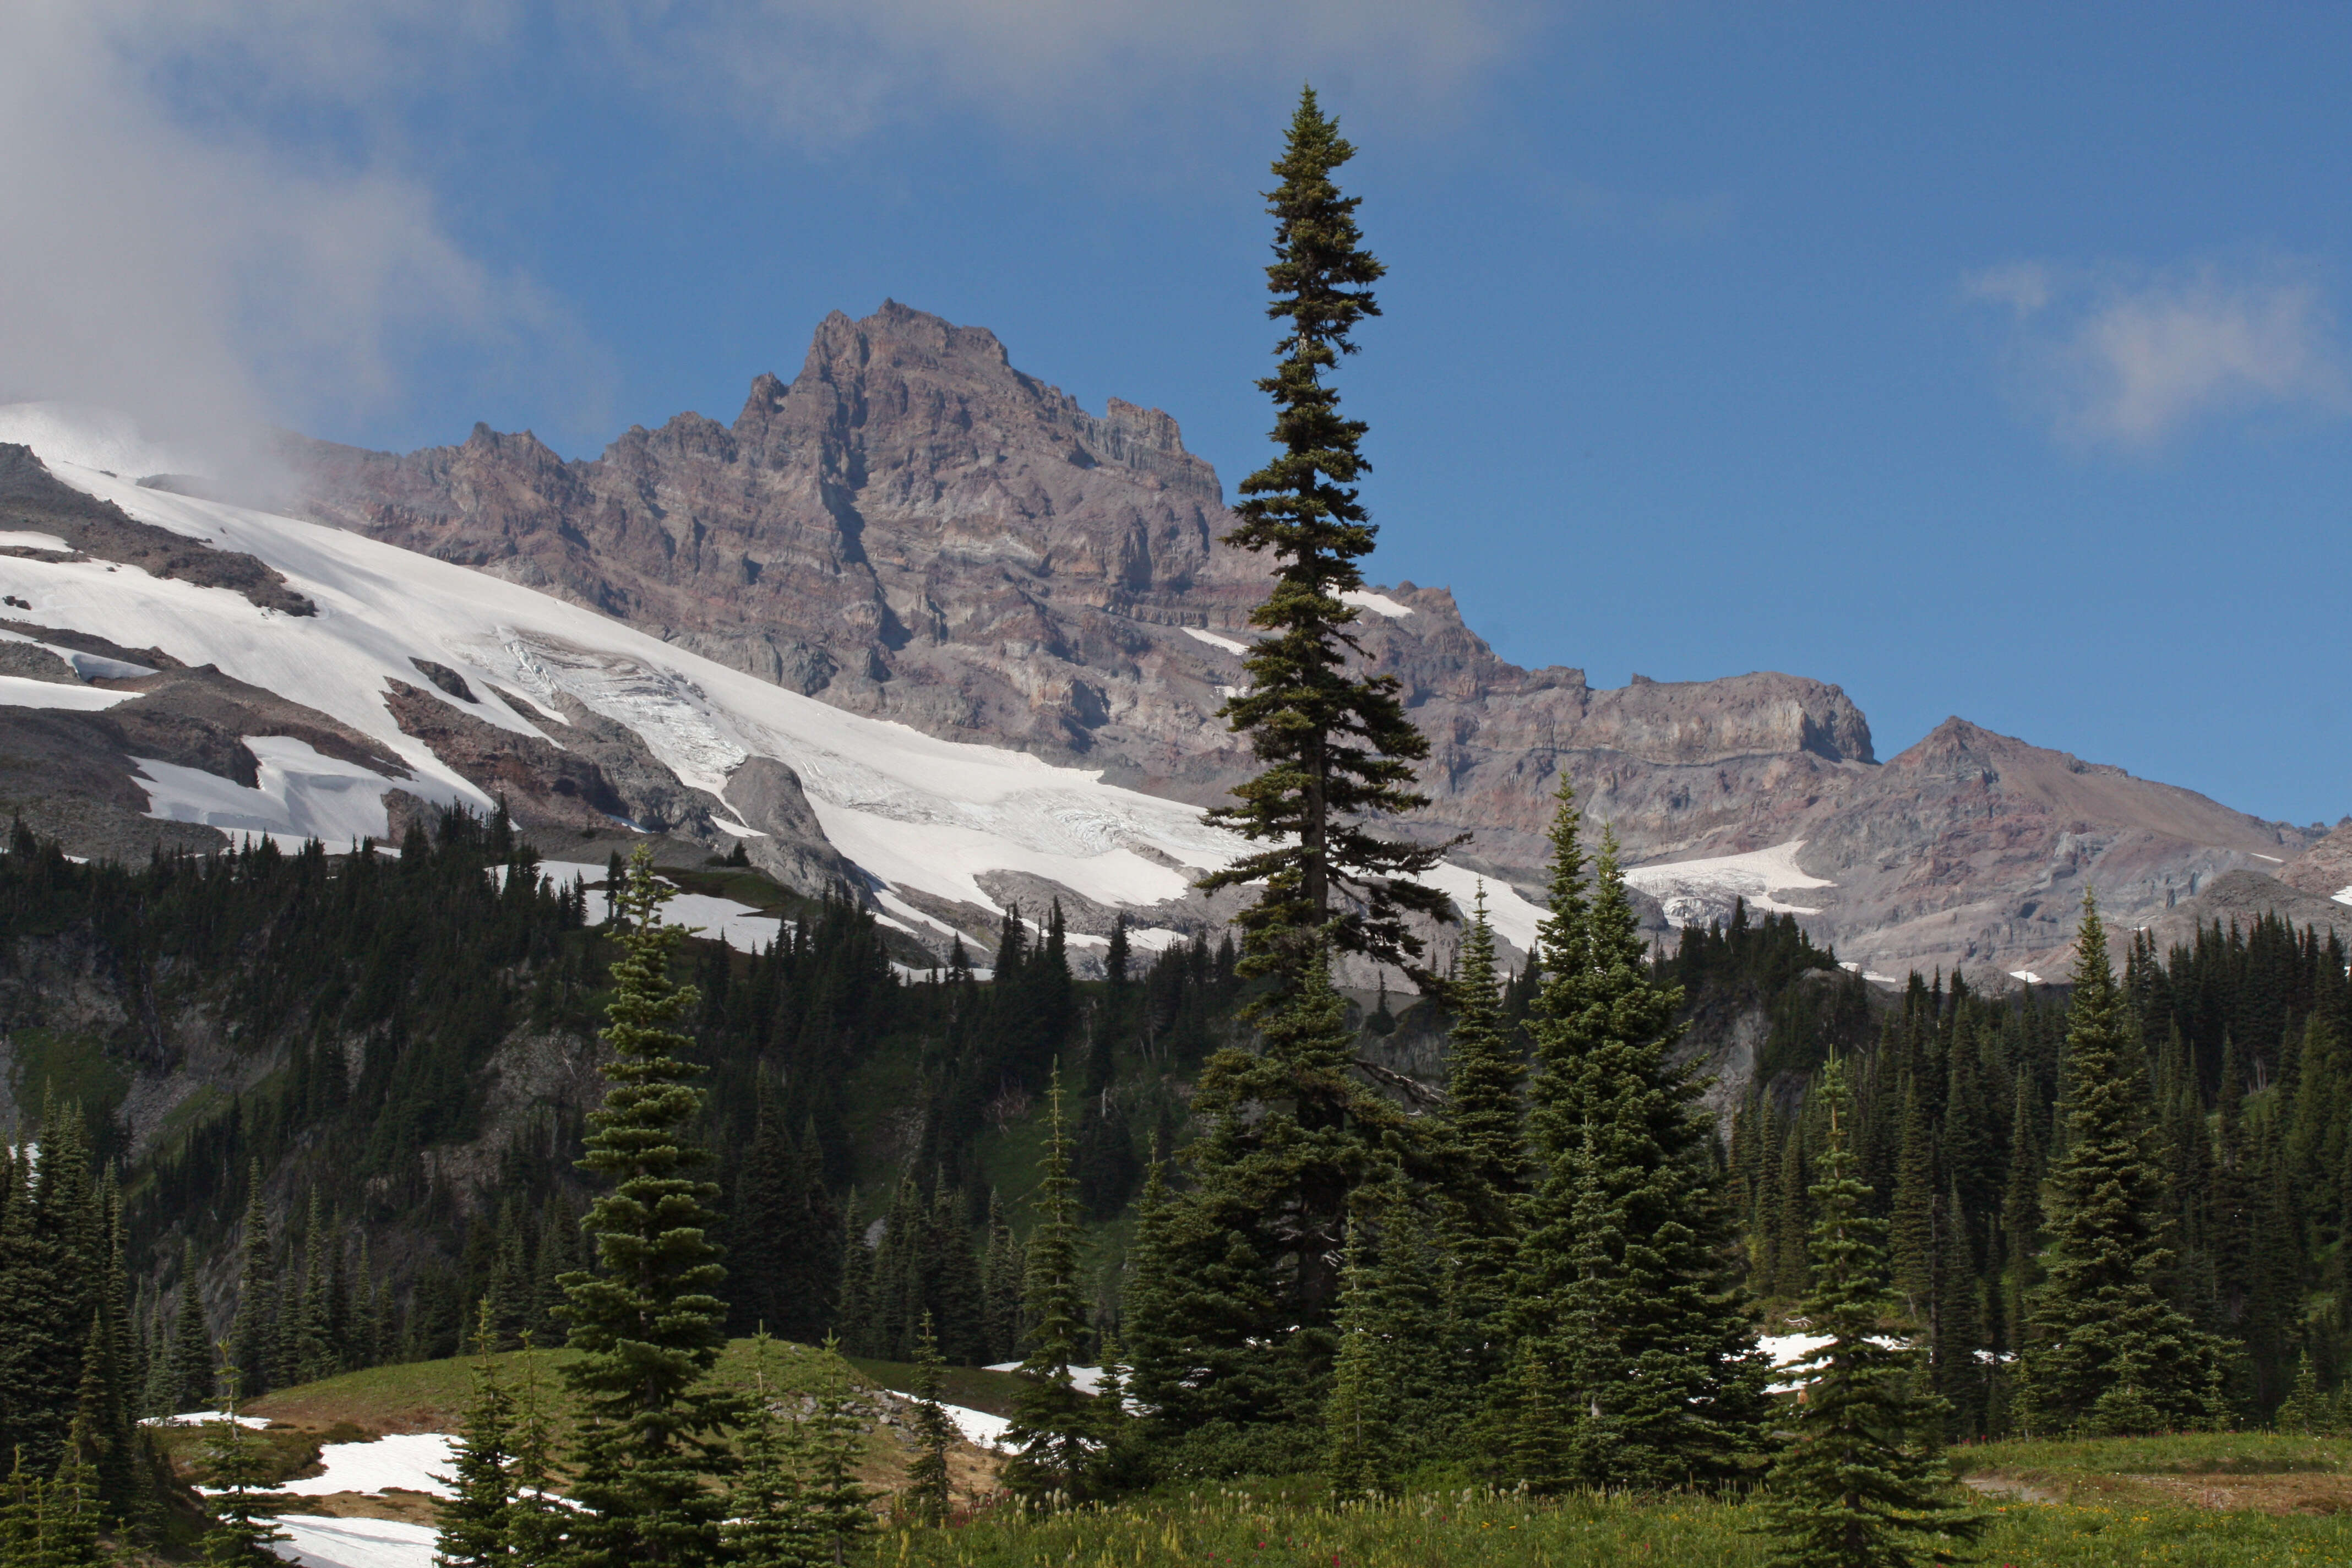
[1729,906,2351,1435]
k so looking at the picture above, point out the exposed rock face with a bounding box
[1773,718,2317,981]
[282,302,2332,980]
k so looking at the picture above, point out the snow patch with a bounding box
[1757,1332,1909,1394]
[658,891,782,951]
[270,1515,439,1568]
[279,1433,456,1499]
[1337,589,1412,619]
[132,737,451,847]
[1621,841,1834,927]
[144,1411,268,1428]
[938,1403,1011,1450]
[2332,886,2352,907]
[1182,625,1249,656]
[2008,970,2045,985]
[0,675,143,711]
[1837,961,1902,984]
[1416,863,1548,954]
[0,531,72,552]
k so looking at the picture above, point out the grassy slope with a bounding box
[162,1337,987,1491]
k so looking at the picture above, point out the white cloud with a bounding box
[1967,256,2350,449]
[0,3,596,464]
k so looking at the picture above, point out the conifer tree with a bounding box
[978,1193,1022,1364]
[903,1314,955,1523]
[198,1362,287,1568]
[1003,1066,1095,1501]
[503,1335,567,1568]
[434,1305,516,1568]
[1196,85,1452,987]
[802,1338,873,1568]
[1757,1057,1981,1568]
[721,1333,818,1568]
[1437,886,1523,1363]
[2021,894,2226,1435]
[557,846,735,1568]
[1322,1156,1450,1495]
[1506,783,1768,1489]
[170,1250,218,1413]
[227,1172,277,1401]
[1158,952,1403,1436]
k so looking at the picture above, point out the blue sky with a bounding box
[7,3,2347,825]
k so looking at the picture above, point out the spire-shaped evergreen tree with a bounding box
[227,1169,277,1401]
[720,1333,818,1568]
[2021,894,2227,1435]
[198,1362,287,1568]
[557,846,735,1568]
[1003,1066,1095,1500]
[1506,788,1768,1489]
[1438,885,1524,1359]
[1196,84,1451,988]
[802,1338,872,1568]
[434,1305,516,1568]
[1756,1056,1981,1568]
[903,1313,955,1523]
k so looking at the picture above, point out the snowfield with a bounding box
[1620,840,1834,926]
[0,406,1523,955]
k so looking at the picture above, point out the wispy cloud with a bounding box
[575,0,1534,144]
[1967,256,2350,449]
[0,2,605,462]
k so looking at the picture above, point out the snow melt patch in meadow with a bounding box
[270,1515,439,1568]
[1182,625,1249,656]
[1621,841,1834,927]
[277,1433,456,1498]
[939,1403,1012,1449]
[0,674,143,711]
[1337,589,1412,619]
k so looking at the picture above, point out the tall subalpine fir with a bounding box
[1437,887,1524,1370]
[1504,779,1768,1489]
[1002,1066,1096,1501]
[434,1306,516,1568]
[802,1338,873,1568]
[1757,1057,1981,1568]
[198,1363,287,1568]
[169,1249,217,1413]
[558,846,735,1568]
[1196,84,1452,988]
[721,1334,818,1568]
[903,1313,955,1523]
[2020,895,2225,1435]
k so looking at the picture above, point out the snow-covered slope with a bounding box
[0,409,1542,961]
